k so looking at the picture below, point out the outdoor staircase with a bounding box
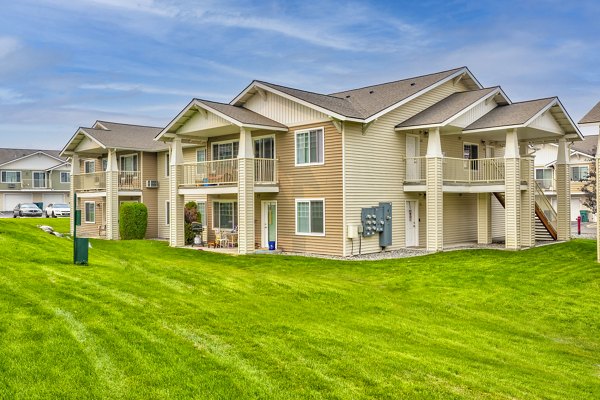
[493,184,558,241]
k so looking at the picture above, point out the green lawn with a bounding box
[0,218,599,399]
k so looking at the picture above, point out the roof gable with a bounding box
[0,151,66,170]
[579,101,600,125]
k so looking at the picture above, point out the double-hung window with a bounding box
[60,171,70,183]
[213,201,238,230]
[197,148,206,162]
[1,171,21,183]
[85,201,95,223]
[33,172,46,188]
[212,142,239,160]
[571,165,589,181]
[120,154,138,172]
[84,160,95,174]
[295,128,324,166]
[295,199,325,235]
[535,168,553,189]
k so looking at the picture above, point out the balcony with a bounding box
[404,157,529,192]
[73,171,141,192]
[180,158,279,188]
[119,171,141,190]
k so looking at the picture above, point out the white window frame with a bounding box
[119,153,138,172]
[60,171,70,183]
[196,148,207,163]
[84,201,95,223]
[197,201,206,226]
[211,139,240,161]
[101,158,108,172]
[295,127,325,167]
[571,165,589,181]
[1,171,21,183]
[535,167,553,189]
[165,201,170,226]
[32,171,46,188]
[165,153,170,177]
[212,200,238,231]
[84,160,96,174]
[295,198,325,236]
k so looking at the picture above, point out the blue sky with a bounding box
[0,0,599,149]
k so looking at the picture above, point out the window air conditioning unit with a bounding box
[145,180,159,188]
[7,183,16,189]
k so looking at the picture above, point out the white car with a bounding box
[45,203,71,218]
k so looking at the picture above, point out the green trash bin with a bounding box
[74,237,89,265]
[580,210,589,223]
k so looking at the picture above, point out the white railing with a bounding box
[443,157,505,183]
[405,157,426,182]
[119,171,141,190]
[535,181,557,234]
[182,159,239,186]
[254,158,278,184]
[73,172,107,191]
[19,179,50,189]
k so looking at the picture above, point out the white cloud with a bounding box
[79,82,229,100]
[0,88,32,105]
[0,36,21,59]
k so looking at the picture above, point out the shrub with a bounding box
[184,201,201,244]
[119,202,148,240]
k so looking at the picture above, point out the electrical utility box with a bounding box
[360,202,392,248]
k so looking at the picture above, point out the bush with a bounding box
[119,202,148,240]
[184,201,201,245]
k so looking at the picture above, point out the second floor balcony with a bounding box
[73,171,141,192]
[180,158,279,188]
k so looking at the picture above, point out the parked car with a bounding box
[45,203,71,218]
[13,203,43,218]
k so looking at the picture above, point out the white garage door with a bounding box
[4,193,33,211]
[42,193,66,208]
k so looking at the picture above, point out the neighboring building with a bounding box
[0,148,70,211]
[153,66,582,256]
[533,135,596,221]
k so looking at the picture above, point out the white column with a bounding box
[556,138,570,241]
[106,149,119,240]
[504,128,521,249]
[237,128,255,254]
[477,193,492,244]
[169,138,185,247]
[520,156,535,247]
[426,127,443,252]
[70,154,79,235]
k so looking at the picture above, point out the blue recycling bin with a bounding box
[268,241,276,250]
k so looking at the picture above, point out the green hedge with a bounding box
[119,202,148,240]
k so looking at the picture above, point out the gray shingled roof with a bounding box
[0,148,64,166]
[196,99,287,128]
[464,98,555,132]
[571,134,597,156]
[254,67,468,120]
[395,87,499,128]
[82,122,167,151]
[579,101,600,125]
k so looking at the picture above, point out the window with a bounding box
[120,154,138,171]
[198,202,206,226]
[60,171,70,183]
[212,141,239,160]
[213,201,238,230]
[165,153,170,177]
[33,172,46,188]
[463,143,479,170]
[102,158,108,171]
[535,168,553,189]
[571,165,589,181]
[165,201,170,225]
[84,160,95,174]
[254,136,275,159]
[295,199,325,235]
[196,148,206,162]
[1,171,21,183]
[295,128,324,165]
[84,202,95,223]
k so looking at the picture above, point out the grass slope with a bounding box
[0,218,599,399]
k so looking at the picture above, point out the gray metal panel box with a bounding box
[378,202,392,247]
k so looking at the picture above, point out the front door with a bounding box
[405,200,419,247]
[406,135,421,180]
[261,201,277,248]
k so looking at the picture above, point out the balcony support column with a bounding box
[556,137,570,241]
[238,128,255,254]
[477,193,492,244]
[169,138,185,247]
[504,128,521,250]
[426,127,443,252]
[106,148,119,240]
[70,154,79,235]
[520,156,535,247]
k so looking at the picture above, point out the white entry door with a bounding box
[406,135,421,180]
[261,201,277,248]
[405,200,419,247]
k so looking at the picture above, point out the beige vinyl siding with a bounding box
[177,110,231,134]
[141,152,159,239]
[76,196,105,238]
[157,151,170,240]
[243,91,329,126]
[443,193,478,245]
[344,79,469,255]
[492,195,505,240]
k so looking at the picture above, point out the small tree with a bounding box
[184,201,201,244]
[119,203,148,240]
[582,161,597,214]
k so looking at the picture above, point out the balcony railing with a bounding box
[405,156,426,182]
[405,157,509,184]
[119,171,141,190]
[181,158,279,187]
[19,179,50,189]
[73,172,106,191]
